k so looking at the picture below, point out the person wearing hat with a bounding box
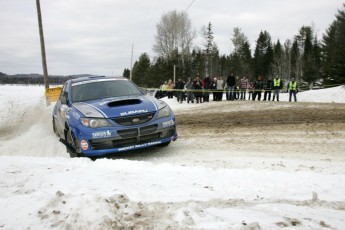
[287,77,298,102]
[272,74,282,101]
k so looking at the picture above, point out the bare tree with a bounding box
[153,10,195,59]
[231,27,247,53]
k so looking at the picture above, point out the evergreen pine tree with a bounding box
[302,26,316,84]
[132,53,151,87]
[202,22,214,77]
[322,4,345,84]
[253,31,273,78]
[273,40,283,77]
[290,39,300,79]
[122,68,130,78]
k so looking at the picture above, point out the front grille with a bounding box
[117,128,138,138]
[140,124,158,135]
[89,126,176,151]
[140,133,161,142]
[112,112,155,126]
[89,139,113,149]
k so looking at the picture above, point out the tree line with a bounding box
[128,4,345,88]
[0,72,93,85]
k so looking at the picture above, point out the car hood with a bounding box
[72,95,167,118]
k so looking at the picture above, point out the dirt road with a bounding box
[164,101,345,172]
[176,101,345,128]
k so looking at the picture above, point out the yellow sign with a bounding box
[45,86,62,103]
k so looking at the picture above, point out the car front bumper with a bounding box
[73,118,177,157]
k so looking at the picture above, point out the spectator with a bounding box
[287,78,298,102]
[156,81,168,98]
[252,75,264,101]
[185,77,194,103]
[272,75,283,101]
[167,79,175,99]
[263,76,273,101]
[216,76,225,101]
[240,75,249,100]
[203,76,212,102]
[193,76,203,103]
[175,78,185,103]
[226,73,236,101]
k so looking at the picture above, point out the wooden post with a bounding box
[36,0,49,90]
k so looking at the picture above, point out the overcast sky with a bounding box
[0,0,343,76]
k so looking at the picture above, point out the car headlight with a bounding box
[157,106,171,119]
[81,118,112,128]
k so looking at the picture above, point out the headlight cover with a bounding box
[81,118,112,128]
[157,106,171,119]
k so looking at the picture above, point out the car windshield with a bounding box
[72,79,143,103]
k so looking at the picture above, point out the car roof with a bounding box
[69,76,127,84]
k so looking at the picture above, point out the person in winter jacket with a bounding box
[240,75,249,100]
[252,75,264,101]
[211,77,218,101]
[287,78,298,102]
[175,78,185,103]
[272,75,283,101]
[202,76,212,102]
[167,79,175,99]
[216,76,225,101]
[184,77,194,103]
[193,76,203,103]
[226,73,236,101]
[156,81,168,99]
[263,76,273,101]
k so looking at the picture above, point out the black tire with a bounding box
[66,129,81,158]
[52,118,57,135]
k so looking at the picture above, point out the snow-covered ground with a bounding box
[0,84,345,229]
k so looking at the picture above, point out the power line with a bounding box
[185,0,196,12]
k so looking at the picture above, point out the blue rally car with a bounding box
[52,76,177,157]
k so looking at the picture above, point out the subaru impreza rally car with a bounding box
[52,76,177,157]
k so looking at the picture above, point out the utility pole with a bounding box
[130,44,134,81]
[36,0,49,90]
[173,65,176,83]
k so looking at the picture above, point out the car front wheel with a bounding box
[52,118,57,135]
[66,129,81,158]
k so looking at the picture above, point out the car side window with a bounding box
[59,83,67,98]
